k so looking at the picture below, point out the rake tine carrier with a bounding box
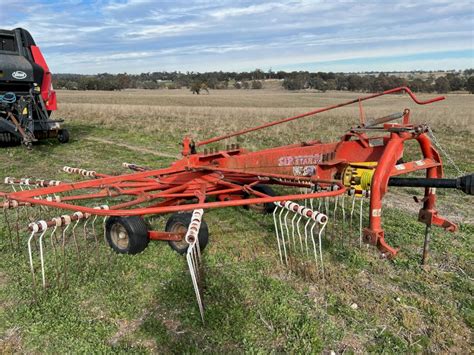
[26,211,97,288]
[273,200,328,275]
[1,88,472,320]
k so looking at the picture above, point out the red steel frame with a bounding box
[30,45,57,111]
[1,87,455,257]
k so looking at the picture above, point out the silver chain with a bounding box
[427,127,464,177]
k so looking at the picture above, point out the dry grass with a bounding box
[57,89,474,150]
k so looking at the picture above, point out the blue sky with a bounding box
[1,0,473,74]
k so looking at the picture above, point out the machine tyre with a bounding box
[57,129,69,143]
[165,213,209,255]
[246,184,277,214]
[105,216,149,254]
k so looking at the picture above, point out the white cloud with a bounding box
[1,0,472,73]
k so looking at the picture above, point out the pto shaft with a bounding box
[388,173,473,195]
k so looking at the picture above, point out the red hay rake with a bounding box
[1,87,472,321]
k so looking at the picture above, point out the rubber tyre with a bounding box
[246,184,276,214]
[165,213,209,255]
[105,216,149,254]
[58,129,69,144]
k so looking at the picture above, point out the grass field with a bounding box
[0,88,473,353]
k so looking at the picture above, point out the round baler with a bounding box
[0,28,68,148]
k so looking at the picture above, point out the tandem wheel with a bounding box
[105,216,149,254]
[165,212,209,255]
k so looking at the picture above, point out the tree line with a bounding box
[53,69,474,94]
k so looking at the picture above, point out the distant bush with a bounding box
[52,69,474,93]
[466,76,474,94]
[251,80,263,89]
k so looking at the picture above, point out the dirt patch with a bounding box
[0,327,23,354]
[108,309,152,347]
[108,304,184,351]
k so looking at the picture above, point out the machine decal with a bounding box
[12,71,27,79]
[278,154,321,167]
[292,165,317,176]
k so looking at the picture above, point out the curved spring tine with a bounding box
[91,215,100,259]
[83,217,90,242]
[103,217,108,245]
[296,215,304,253]
[309,221,319,272]
[38,227,48,287]
[272,205,284,264]
[27,230,37,289]
[283,209,293,251]
[49,225,60,284]
[341,195,346,241]
[71,219,81,256]
[278,207,288,264]
[318,221,328,278]
[350,193,356,231]
[290,212,298,251]
[186,247,204,323]
[61,223,72,287]
[304,218,312,257]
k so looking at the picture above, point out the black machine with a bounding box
[0,28,68,149]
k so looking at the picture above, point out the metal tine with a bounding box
[27,225,39,289]
[272,204,284,264]
[359,194,365,248]
[184,209,205,323]
[340,195,346,242]
[313,212,328,277]
[49,217,63,285]
[350,191,356,232]
[283,208,294,251]
[290,212,301,253]
[37,222,49,288]
[60,215,73,287]
[296,214,304,253]
[90,215,100,257]
[277,205,289,264]
[71,212,83,257]
[309,221,319,271]
[304,217,312,257]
